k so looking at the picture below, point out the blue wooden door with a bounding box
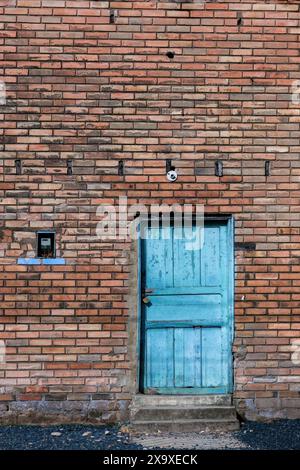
[140,219,233,394]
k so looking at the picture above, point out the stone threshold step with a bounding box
[131,418,240,433]
[132,394,232,407]
[134,405,236,410]
[132,406,236,420]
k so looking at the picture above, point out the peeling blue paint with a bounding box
[43,258,65,265]
[18,258,41,265]
[141,220,234,394]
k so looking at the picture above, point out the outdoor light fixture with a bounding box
[167,170,178,182]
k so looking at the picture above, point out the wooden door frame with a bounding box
[133,214,235,395]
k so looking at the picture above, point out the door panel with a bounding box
[145,294,222,324]
[145,328,174,388]
[141,219,233,394]
[173,229,201,287]
[174,328,202,388]
[202,327,223,387]
[144,228,174,288]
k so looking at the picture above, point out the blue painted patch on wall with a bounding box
[18,258,66,265]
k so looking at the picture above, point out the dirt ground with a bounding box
[0,420,299,450]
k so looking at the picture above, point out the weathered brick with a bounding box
[0,0,299,424]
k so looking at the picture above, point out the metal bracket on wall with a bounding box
[15,159,22,175]
[235,242,256,251]
[118,160,124,176]
[215,160,223,177]
[110,10,117,24]
[67,159,73,175]
[166,159,174,173]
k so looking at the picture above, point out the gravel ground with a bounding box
[133,420,300,450]
[0,425,142,450]
[0,420,299,450]
[237,420,300,450]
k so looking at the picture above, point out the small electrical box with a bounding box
[37,231,55,258]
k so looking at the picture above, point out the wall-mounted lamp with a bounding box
[166,159,172,173]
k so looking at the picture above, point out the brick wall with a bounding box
[1,0,300,423]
